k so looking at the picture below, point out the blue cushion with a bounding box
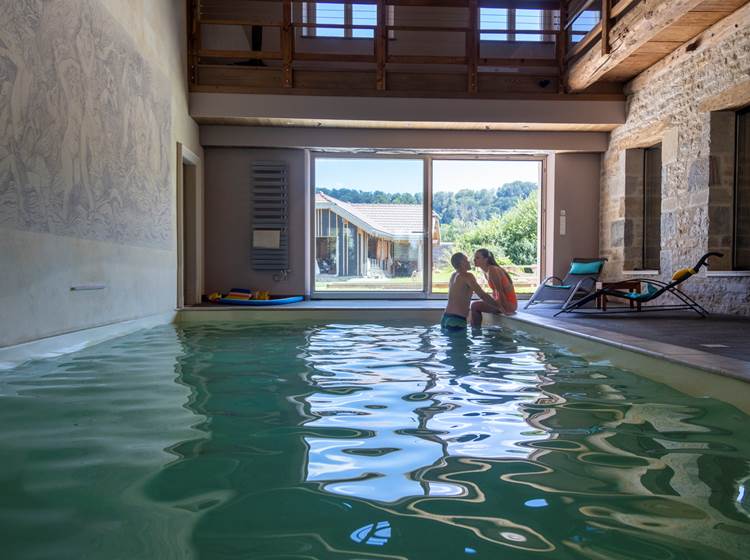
[621,283,659,300]
[569,261,603,275]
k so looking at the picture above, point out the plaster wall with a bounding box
[200,125,610,152]
[0,0,202,347]
[598,5,750,315]
[203,146,602,295]
[546,153,602,279]
[204,148,309,297]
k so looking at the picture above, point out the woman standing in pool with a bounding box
[470,248,518,326]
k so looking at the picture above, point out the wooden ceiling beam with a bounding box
[566,0,705,91]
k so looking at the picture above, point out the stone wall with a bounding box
[0,0,202,346]
[599,5,750,315]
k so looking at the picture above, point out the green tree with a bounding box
[319,182,537,228]
[449,194,537,266]
[452,217,510,265]
[497,195,537,265]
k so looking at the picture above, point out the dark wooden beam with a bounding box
[281,0,293,88]
[557,0,568,92]
[601,0,611,55]
[376,0,387,90]
[467,0,479,93]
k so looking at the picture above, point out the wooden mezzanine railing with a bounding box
[188,0,624,98]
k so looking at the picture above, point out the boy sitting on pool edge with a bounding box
[441,252,502,330]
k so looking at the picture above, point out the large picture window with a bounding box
[312,155,543,297]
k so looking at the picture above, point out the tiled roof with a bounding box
[353,204,424,237]
[316,192,428,239]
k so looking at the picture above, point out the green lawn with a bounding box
[316,266,537,294]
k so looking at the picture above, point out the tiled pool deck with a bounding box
[514,305,750,382]
[184,300,750,382]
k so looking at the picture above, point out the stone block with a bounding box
[662,127,679,164]
[689,189,710,208]
[661,212,676,240]
[661,197,678,213]
[687,157,709,192]
[610,220,625,248]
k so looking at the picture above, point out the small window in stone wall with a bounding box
[709,108,750,271]
[623,145,662,271]
[735,107,750,270]
[643,145,662,270]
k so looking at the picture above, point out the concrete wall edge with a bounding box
[200,125,610,152]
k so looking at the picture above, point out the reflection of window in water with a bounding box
[300,325,549,503]
[300,325,750,553]
[303,378,464,503]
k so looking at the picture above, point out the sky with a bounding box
[315,159,540,194]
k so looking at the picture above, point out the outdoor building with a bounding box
[315,192,440,279]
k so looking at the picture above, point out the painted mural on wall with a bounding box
[0,0,172,248]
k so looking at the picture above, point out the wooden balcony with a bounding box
[188,0,623,99]
[564,0,750,91]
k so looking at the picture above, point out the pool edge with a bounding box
[0,312,177,370]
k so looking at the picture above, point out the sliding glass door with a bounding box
[430,159,542,297]
[313,156,426,294]
[312,154,543,298]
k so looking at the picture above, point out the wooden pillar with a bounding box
[282,0,293,88]
[188,0,201,85]
[376,0,387,90]
[467,0,478,94]
[601,0,611,55]
[557,0,568,93]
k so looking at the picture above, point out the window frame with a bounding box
[309,152,546,299]
[642,144,662,271]
[733,105,750,270]
[300,2,392,40]
[569,9,601,45]
[479,7,556,43]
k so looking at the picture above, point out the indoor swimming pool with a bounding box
[1,321,749,559]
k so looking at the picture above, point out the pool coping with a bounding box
[0,312,176,370]
[2,304,749,386]
[180,304,750,382]
[497,311,750,384]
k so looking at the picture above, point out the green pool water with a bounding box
[1,322,749,559]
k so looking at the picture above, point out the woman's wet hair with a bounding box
[450,252,467,270]
[475,248,499,267]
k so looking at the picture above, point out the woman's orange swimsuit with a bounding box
[490,266,517,311]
